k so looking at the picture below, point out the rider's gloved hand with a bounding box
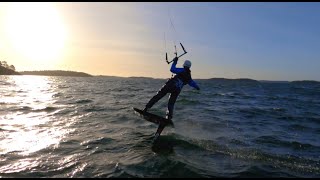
[173,57,178,63]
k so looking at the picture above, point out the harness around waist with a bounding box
[174,70,191,85]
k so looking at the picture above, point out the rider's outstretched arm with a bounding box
[189,80,200,90]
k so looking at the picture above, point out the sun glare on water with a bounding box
[4,2,67,64]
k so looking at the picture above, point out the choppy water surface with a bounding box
[0,75,319,177]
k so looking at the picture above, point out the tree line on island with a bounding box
[0,61,20,75]
[20,70,92,77]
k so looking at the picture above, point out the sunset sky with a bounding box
[1,2,320,81]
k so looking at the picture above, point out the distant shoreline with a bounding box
[18,70,93,77]
[1,70,319,83]
[126,76,320,84]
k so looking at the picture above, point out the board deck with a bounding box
[133,107,174,127]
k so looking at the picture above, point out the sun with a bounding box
[5,2,67,64]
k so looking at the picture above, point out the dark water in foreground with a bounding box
[0,75,319,178]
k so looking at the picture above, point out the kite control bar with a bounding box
[166,43,187,64]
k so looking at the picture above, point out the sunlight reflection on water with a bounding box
[0,76,72,156]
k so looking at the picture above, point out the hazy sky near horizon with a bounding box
[1,2,320,81]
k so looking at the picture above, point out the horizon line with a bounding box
[16,70,320,83]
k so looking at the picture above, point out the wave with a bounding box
[33,107,59,112]
[177,98,201,105]
[254,135,319,150]
[288,124,309,131]
[0,81,12,86]
[75,99,93,104]
[149,134,320,177]
[52,92,63,98]
[83,106,106,112]
[80,137,115,149]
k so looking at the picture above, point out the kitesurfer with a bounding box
[143,57,200,121]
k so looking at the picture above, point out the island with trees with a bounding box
[0,61,21,75]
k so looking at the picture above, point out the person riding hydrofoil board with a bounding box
[143,57,200,142]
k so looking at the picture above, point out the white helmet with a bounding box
[183,60,191,68]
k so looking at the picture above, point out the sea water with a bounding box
[0,75,319,178]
